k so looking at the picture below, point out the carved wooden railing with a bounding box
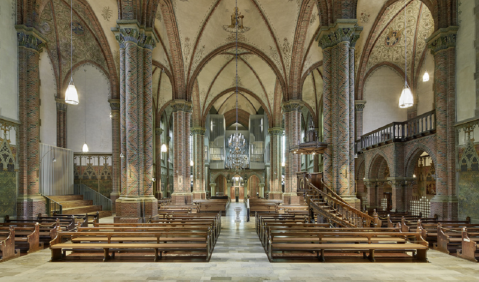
[304,178,380,227]
[356,110,435,151]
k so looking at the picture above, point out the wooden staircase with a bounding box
[47,195,112,218]
[298,173,381,227]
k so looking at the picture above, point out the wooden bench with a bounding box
[259,223,330,246]
[0,227,19,262]
[149,213,221,239]
[437,224,479,254]
[0,223,42,253]
[457,227,479,262]
[5,215,76,231]
[1,219,59,246]
[267,231,428,262]
[50,231,211,262]
[194,199,229,215]
[264,227,401,251]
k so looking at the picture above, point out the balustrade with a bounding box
[357,110,435,152]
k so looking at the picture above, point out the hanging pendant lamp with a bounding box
[422,71,430,82]
[398,1,413,109]
[65,0,79,105]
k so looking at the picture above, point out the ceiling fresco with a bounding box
[35,0,437,126]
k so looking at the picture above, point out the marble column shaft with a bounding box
[109,99,120,207]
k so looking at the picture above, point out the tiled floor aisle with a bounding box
[1,204,479,281]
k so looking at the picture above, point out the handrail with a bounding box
[74,184,112,211]
[320,178,349,205]
[304,181,379,227]
[42,195,63,216]
[357,110,435,151]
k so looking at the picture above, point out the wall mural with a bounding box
[0,119,18,217]
[457,124,479,221]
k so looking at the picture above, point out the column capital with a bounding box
[112,22,159,49]
[268,127,284,136]
[16,25,47,52]
[171,99,193,113]
[108,99,121,111]
[155,127,163,135]
[316,19,363,49]
[191,127,206,135]
[55,98,68,112]
[282,100,303,113]
[426,26,459,55]
[386,177,416,186]
[355,100,367,111]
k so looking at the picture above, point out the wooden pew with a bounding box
[457,227,479,262]
[437,224,479,254]
[264,226,401,252]
[1,219,59,246]
[0,223,42,253]
[149,212,221,238]
[259,223,330,246]
[193,199,229,215]
[5,215,76,231]
[419,220,478,249]
[249,200,282,214]
[90,222,218,248]
[50,230,211,262]
[0,227,19,262]
[267,231,428,262]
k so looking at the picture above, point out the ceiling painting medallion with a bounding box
[71,21,85,36]
[223,7,250,34]
[384,27,403,47]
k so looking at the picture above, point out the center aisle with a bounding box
[209,202,270,263]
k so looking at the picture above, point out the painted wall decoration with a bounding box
[0,119,17,217]
[384,28,403,47]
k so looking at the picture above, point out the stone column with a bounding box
[318,20,362,208]
[210,183,216,198]
[282,100,302,205]
[171,100,192,205]
[109,99,120,210]
[363,180,376,209]
[268,127,284,200]
[388,177,415,212]
[354,101,366,140]
[192,127,206,199]
[259,183,265,198]
[427,26,459,220]
[226,180,232,198]
[154,127,163,199]
[113,24,158,222]
[55,99,67,148]
[16,26,46,218]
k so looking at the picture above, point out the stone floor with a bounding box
[1,203,479,281]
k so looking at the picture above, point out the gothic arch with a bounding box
[404,142,437,178]
[187,42,287,102]
[367,152,391,179]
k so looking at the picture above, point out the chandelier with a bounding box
[225,0,248,171]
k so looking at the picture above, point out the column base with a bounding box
[114,197,158,223]
[283,193,302,205]
[16,195,46,218]
[110,192,119,213]
[192,192,206,200]
[341,195,361,210]
[269,191,283,200]
[171,192,193,205]
[431,195,458,220]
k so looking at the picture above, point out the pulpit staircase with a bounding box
[298,173,381,227]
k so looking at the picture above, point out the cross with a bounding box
[465,125,475,142]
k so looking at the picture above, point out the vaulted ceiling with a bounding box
[35,0,437,127]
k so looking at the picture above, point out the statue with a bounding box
[228,7,244,29]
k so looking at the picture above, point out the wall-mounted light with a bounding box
[161,144,167,153]
[422,71,429,82]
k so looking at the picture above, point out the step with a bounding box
[61,205,102,215]
[59,200,93,208]
[47,195,84,202]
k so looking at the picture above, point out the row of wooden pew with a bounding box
[256,213,429,262]
[0,213,98,262]
[49,212,221,262]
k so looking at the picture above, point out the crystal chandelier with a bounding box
[225,0,248,171]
